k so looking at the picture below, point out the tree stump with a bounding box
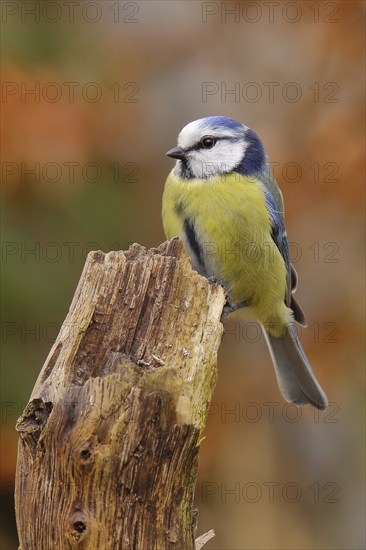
[15,238,225,549]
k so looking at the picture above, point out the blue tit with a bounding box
[162,116,327,410]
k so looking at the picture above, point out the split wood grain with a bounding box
[15,239,225,550]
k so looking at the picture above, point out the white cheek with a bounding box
[188,141,246,179]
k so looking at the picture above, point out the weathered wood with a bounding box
[15,238,225,550]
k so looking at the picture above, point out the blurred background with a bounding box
[1,1,365,548]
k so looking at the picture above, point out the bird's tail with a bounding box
[263,324,328,410]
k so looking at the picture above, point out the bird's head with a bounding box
[166,116,266,180]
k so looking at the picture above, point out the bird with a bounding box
[162,115,328,410]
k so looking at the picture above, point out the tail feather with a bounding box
[263,325,328,410]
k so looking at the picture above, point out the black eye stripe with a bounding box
[184,136,238,153]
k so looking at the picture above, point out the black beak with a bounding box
[166,146,185,160]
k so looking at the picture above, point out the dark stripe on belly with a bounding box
[183,218,205,271]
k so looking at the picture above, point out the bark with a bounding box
[15,238,225,550]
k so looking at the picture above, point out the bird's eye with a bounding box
[201,137,217,149]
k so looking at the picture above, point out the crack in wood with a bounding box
[15,239,225,549]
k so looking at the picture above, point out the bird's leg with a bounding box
[221,299,248,326]
[224,300,248,313]
[206,276,248,325]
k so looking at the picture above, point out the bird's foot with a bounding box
[206,276,248,325]
[221,293,249,327]
[221,299,248,324]
[207,275,225,286]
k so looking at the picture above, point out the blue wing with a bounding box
[265,191,306,325]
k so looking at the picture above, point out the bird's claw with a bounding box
[206,276,248,325]
[221,299,248,324]
[207,275,225,286]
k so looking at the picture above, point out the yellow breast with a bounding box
[162,170,290,329]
